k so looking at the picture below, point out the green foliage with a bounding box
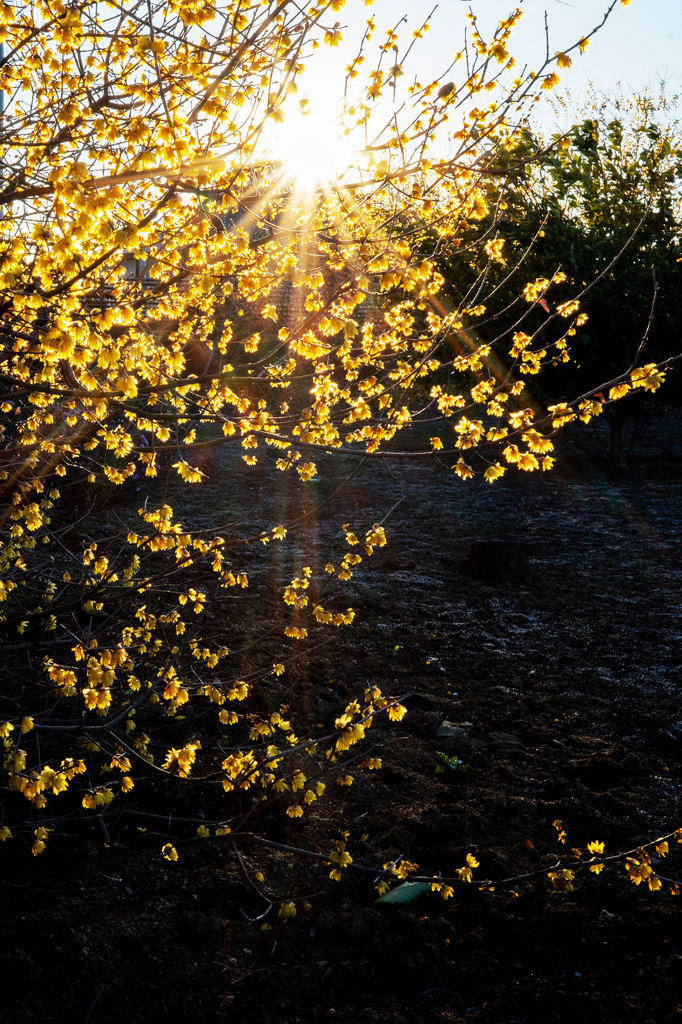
[434,752,467,775]
[437,91,682,463]
[539,93,682,408]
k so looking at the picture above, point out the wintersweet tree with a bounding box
[0,0,676,894]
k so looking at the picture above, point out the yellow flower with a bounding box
[630,365,665,392]
[31,826,51,856]
[279,901,297,918]
[173,460,204,484]
[297,462,317,482]
[548,868,575,892]
[552,820,567,844]
[387,703,407,722]
[453,458,474,480]
[624,855,652,885]
[161,844,178,861]
[518,452,539,472]
[608,383,630,400]
[484,463,505,483]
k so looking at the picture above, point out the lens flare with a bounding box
[265,103,356,191]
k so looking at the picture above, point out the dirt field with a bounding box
[3,415,682,1024]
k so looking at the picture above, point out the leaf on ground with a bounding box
[374,881,432,905]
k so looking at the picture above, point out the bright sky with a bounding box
[427,0,682,129]
[308,0,681,128]
[425,1,678,89]
[263,1,680,181]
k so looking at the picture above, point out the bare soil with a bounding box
[3,415,682,1024]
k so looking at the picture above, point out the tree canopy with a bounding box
[434,89,682,464]
[530,92,682,463]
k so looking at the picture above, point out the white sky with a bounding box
[302,1,681,133]
[416,0,681,98]
[259,1,680,178]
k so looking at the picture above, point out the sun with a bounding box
[264,101,357,192]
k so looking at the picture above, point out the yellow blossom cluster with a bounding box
[0,0,666,882]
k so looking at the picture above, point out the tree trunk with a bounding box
[609,418,628,468]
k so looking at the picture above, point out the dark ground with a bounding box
[3,414,682,1024]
